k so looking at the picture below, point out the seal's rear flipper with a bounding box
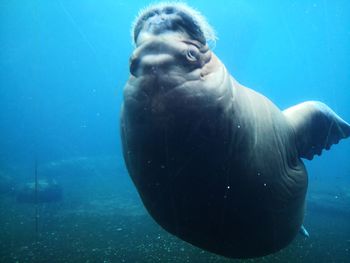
[283,101,350,160]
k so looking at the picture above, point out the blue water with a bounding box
[0,1,349,262]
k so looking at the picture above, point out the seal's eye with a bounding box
[186,46,199,62]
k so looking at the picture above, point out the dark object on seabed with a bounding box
[17,179,63,203]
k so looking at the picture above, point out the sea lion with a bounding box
[120,2,350,258]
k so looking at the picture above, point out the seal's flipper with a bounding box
[299,225,310,238]
[283,101,350,160]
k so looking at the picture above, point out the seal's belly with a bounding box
[122,93,307,258]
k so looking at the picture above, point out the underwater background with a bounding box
[0,0,349,262]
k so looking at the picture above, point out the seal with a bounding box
[120,2,350,258]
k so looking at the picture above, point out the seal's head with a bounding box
[132,2,216,46]
[126,2,231,118]
[129,2,217,80]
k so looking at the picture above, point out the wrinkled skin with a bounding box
[121,4,350,258]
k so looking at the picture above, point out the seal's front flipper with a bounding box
[299,225,310,238]
[283,101,350,160]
